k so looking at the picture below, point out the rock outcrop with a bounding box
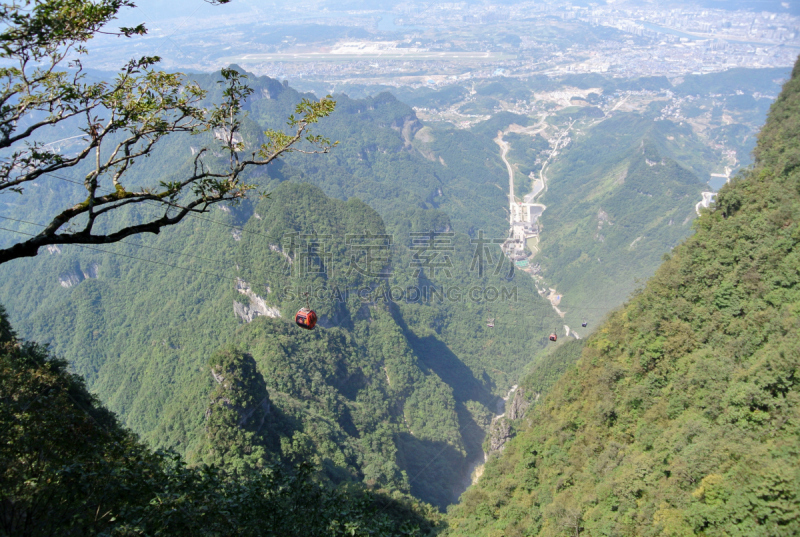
[206,351,273,433]
[487,417,512,453]
[58,262,99,288]
[233,279,280,323]
[506,386,530,421]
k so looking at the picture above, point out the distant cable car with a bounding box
[581,320,588,328]
[295,293,317,330]
[549,332,557,342]
[487,309,495,328]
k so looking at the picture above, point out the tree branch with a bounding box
[0,1,337,265]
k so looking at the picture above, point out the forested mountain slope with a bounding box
[0,68,570,508]
[355,68,786,332]
[446,58,800,536]
[0,307,443,536]
[1,65,772,512]
[538,116,707,329]
[229,71,512,238]
[0,181,560,510]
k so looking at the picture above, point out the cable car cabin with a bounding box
[549,333,557,342]
[295,308,318,330]
[487,320,494,328]
[581,322,588,328]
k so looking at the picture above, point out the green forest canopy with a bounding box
[445,57,800,536]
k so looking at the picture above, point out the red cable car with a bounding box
[295,307,317,330]
[295,293,317,330]
[549,333,557,342]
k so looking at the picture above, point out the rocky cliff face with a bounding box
[506,386,531,421]
[391,114,422,150]
[58,262,99,288]
[485,387,532,454]
[233,279,280,323]
[486,417,512,453]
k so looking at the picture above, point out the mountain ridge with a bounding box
[445,55,800,537]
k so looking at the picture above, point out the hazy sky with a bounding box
[115,0,800,27]
[114,1,249,28]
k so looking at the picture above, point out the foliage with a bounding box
[504,131,549,196]
[0,0,335,263]
[0,158,564,511]
[0,311,154,536]
[199,347,280,473]
[0,310,445,536]
[471,112,534,138]
[518,339,585,405]
[445,56,800,537]
[537,114,708,330]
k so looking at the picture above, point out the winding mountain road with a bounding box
[496,121,576,323]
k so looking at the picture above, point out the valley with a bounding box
[447,56,800,535]
[1,2,798,535]
[466,383,519,486]
[0,61,788,510]
[483,83,738,334]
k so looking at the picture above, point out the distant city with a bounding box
[87,1,799,88]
